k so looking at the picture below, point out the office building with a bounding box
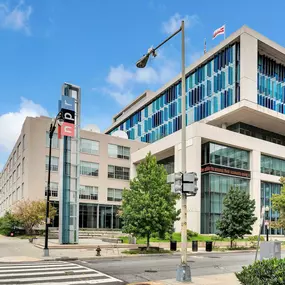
[0,116,144,229]
[105,26,285,235]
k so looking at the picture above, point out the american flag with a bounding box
[213,25,225,39]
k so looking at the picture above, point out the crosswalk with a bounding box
[0,261,124,285]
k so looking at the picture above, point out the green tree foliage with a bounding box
[0,211,20,236]
[216,187,257,248]
[271,177,285,229]
[121,152,180,249]
[13,200,57,235]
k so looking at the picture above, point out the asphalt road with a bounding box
[81,251,282,284]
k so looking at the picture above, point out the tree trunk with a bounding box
[230,239,233,248]
[146,232,150,251]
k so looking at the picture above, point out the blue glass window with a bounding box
[160,96,164,108]
[178,98,182,114]
[207,80,211,97]
[168,121,172,134]
[228,66,233,85]
[144,120,148,132]
[207,61,212,77]
[214,76,217,93]
[222,72,225,89]
[208,99,212,116]
[148,118,151,130]
[213,97,218,112]
[144,107,148,118]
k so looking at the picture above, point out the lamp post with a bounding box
[265,206,270,242]
[136,21,190,281]
[43,112,63,257]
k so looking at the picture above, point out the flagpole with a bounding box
[224,25,226,40]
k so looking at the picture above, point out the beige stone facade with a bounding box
[0,116,145,229]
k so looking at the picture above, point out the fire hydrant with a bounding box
[96,246,101,256]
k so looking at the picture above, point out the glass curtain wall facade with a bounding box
[201,142,250,234]
[260,181,283,235]
[52,203,122,229]
[261,155,285,176]
[202,142,249,170]
[201,174,250,234]
[257,53,285,114]
[108,44,240,143]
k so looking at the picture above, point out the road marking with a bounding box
[0,261,123,284]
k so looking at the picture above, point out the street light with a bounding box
[265,206,270,242]
[43,111,64,257]
[136,21,190,282]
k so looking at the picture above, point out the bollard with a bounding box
[96,246,101,256]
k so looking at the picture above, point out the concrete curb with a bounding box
[41,249,257,262]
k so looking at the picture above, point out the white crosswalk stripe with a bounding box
[0,261,123,285]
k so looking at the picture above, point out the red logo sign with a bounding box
[201,164,251,178]
[61,122,75,137]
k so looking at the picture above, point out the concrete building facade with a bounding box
[106,26,285,236]
[0,116,145,229]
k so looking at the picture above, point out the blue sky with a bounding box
[1,0,285,168]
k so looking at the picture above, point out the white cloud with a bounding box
[106,57,178,90]
[136,66,159,84]
[106,64,133,90]
[0,97,48,153]
[102,56,179,106]
[0,0,32,35]
[102,88,134,106]
[162,13,199,35]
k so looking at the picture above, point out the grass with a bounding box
[120,233,230,244]
[122,249,171,255]
[119,233,255,244]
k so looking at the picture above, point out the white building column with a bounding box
[250,150,261,235]
[240,31,258,103]
[174,136,202,233]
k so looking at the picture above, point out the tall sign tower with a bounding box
[58,83,81,244]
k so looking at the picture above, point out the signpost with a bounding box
[58,83,81,244]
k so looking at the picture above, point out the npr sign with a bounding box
[58,96,75,138]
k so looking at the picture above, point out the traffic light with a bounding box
[167,172,198,195]
[182,172,199,196]
[174,172,183,193]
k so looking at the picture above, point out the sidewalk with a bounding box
[129,273,240,285]
[0,235,254,263]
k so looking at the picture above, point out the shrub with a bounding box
[236,258,285,285]
[187,230,198,240]
[247,235,265,248]
[0,212,21,236]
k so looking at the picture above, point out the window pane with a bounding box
[108,165,129,180]
[80,161,99,176]
[261,155,285,177]
[45,156,59,172]
[108,144,130,160]
[79,185,98,200]
[80,139,99,155]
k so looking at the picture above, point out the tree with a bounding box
[271,177,285,229]
[0,211,21,236]
[216,187,257,248]
[13,200,57,235]
[121,152,180,249]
